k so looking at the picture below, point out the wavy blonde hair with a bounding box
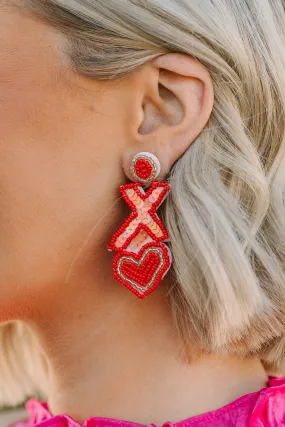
[2,0,285,407]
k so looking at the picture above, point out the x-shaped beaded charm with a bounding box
[109,152,172,299]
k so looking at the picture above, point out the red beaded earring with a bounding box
[108,152,172,299]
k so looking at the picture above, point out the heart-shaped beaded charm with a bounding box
[113,243,171,299]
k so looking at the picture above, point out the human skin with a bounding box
[0,2,268,425]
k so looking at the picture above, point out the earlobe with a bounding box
[124,53,214,180]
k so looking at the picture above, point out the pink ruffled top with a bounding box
[14,377,285,427]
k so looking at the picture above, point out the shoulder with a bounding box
[248,376,285,426]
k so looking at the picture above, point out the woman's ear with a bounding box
[123,53,214,181]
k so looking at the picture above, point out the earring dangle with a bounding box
[108,152,172,299]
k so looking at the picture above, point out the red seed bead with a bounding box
[134,159,153,180]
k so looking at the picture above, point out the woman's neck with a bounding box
[29,282,268,426]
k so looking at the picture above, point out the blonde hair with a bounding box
[2,0,285,406]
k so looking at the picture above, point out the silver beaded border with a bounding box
[130,152,161,185]
[117,247,164,296]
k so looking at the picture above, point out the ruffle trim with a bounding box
[21,377,285,427]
